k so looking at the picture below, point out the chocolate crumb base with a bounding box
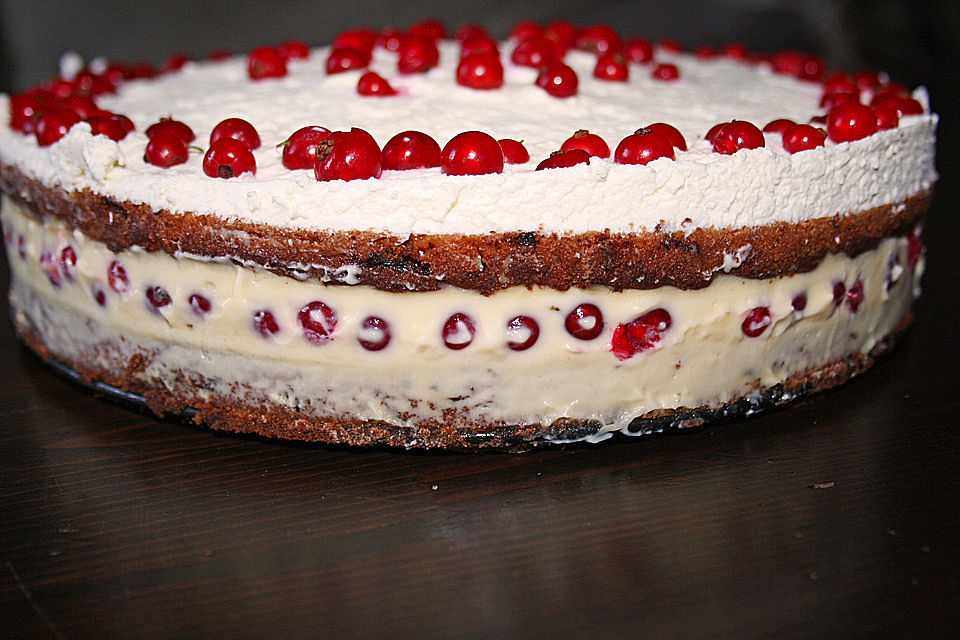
[1,165,931,294]
[15,312,912,452]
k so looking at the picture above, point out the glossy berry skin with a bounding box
[576,25,620,55]
[741,307,771,338]
[442,313,476,350]
[826,102,878,142]
[782,124,825,154]
[398,36,440,74]
[536,149,591,170]
[832,281,846,306]
[645,123,687,151]
[510,37,556,68]
[381,131,441,170]
[298,300,338,344]
[872,94,923,117]
[456,52,504,90]
[611,308,671,360]
[59,246,77,281]
[326,47,369,74]
[658,39,683,53]
[560,130,610,158]
[146,118,195,143]
[252,310,280,338]
[622,38,654,63]
[202,138,257,178]
[278,39,310,60]
[721,42,751,60]
[357,71,398,96]
[280,126,331,170]
[874,105,900,130]
[712,121,765,154]
[248,47,288,80]
[510,21,542,41]
[9,94,44,133]
[87,115,130,141]
[334,29,377,56]
[506,315,540,351]
[543,20,578,54]
[440,131,504,176]
[820,91,857,111]
[210,118,261,150]
[498,139,529,164]
[144,132,189,168]
[762,118,796,134]
[791,293,808,312]
[565,303,604,340]
[460,34,499,58]
[652,63,679,81]
[821,72,858,97]
[35,109,81,146]
[593,53,629,82]
[614,129,675,165]
[536,63,578,98]
[358,316,391,351]
[62,95,103,120]
[704,122,727,143]
[409,19,445,41]
[378,29,405,52]
[854,70,881,92]
[315,128,382,181]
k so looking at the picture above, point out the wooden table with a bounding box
[2,189,959,639]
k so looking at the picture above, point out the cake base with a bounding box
[15,314,910,451]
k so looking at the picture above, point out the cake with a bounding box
[0,21,937,449]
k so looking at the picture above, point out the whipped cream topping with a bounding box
[0,42,938,236]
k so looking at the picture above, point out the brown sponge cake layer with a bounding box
[1,165,930,295]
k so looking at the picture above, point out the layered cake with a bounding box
[0,21,937,448]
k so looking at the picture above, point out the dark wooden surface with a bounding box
[2,160,959,640]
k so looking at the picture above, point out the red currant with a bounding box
[652,63,679,81]
[35,108,81,146]
[721,43,751,60]
[381,131,441,170]
[144,132,189,167]
[593,53,629,82]
[645,123,687,151]
[278,40,310,60]
[189,293,212,315]
[704,122,728,143]
[826,102,878,142]
[622,38,654,63]
[460,34,499,58]
[874,105,900,130]
[146,285,171,311]
[611,308,672,359]
[146,118,195,143]
[334,29,377,56]
[314,128,382,181]
[498,139,529,164]
[762,118,796,134]
[357,71,398,96]
[560,130,610,158]
[62,95,103,120]
[408,19,445,41]
[358,316,391,351]
[658,39,683,53]
[536,149,591,171]
[248,47,287,80]
[565,303,604,340]
[820,91,858,111]
[511,21,542,41]
[9,94,44,133]
[298,300,338,344]
[614,129,675,165]
[782,124,825,154]
[872,94,923,117]
[398,35,439,74]
[442,312,476,350]
[440,131,504,176]
[544,21,578,54]
[712,121,765,154]
[510,37,556,68]
[456,52,504,90]
[253,310,280,338]
[741,307,771,337]
[536,62,578,98]
[506,315,540,351]
[821,72,858,97]
[280,126,331,170]
[107,260,129,294]
[576,25,620,55]
[327,47,369,74]
[202,138,256,178]
[210,117,261,150]
[86,115,130,141]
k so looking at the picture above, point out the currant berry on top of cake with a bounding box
[0,20,937,449]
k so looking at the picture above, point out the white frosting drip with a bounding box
[0,42,938,237]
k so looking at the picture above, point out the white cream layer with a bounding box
[3,197,920,438]
[0,42,938,236]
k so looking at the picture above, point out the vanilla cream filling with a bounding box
[3,196,920,439]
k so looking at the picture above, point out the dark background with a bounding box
[1,1,959,638]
